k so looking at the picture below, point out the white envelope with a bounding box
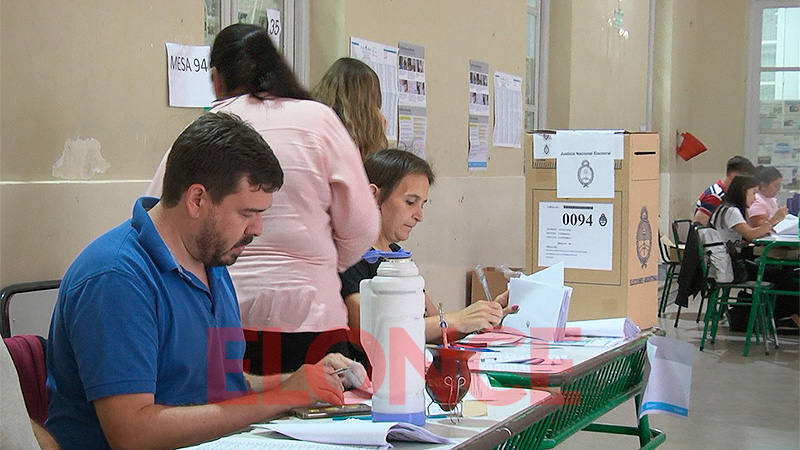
[503,277,571,341]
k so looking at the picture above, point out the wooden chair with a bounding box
[696,227,777,356]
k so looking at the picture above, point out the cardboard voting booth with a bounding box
[524,131,659,328]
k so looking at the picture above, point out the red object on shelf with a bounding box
[677,132,707,161]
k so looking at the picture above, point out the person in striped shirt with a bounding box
[692,156,755,226]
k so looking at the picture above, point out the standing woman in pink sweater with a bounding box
[147,24,380,374]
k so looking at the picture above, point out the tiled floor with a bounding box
[556,266,800,450]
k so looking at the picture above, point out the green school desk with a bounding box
[182,328,664,450]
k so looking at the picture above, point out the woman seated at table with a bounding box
[340,149,515,346]
[709,175,797,328]
[748,166,784,228]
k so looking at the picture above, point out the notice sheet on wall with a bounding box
[556,131,615,198]
[468,60,490,170]
[469,60,490,117]
[165,42,214,108]
[468,115,489,170]
[398,106,427,159]
[397,42,427,158]
[538,202,614,271]
[492,72,523,148]
[398,42,426,107]
[350,37,399,142]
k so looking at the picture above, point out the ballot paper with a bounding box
[502,263,571,341]
[185,436,382,450]
[639,336,694,419]
[253,420,452,447]
[773,214,798,236]
[565,317,640,338]
[458,330,525,346]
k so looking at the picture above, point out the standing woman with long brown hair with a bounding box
[147,24,380,375]
[312,57,388,161]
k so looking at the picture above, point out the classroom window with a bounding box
[745,2,800,193]
[525,0,547,131]
[205,0,286,52]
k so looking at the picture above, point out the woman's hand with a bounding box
[769,206,788,227]
[448,301,504,334]
[493,290,510,307]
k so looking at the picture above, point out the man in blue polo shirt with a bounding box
[46,113,350,450]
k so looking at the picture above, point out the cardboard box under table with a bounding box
[524,131,659,328]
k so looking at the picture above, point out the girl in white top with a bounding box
[710,174,786,249]
[710,174,797,327]
[748,166,782,228]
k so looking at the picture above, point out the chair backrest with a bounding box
[695,226,733,284]
[0,280,61,338]
[658,232,671,264]
[3,334,48,424]
[671,219,693,262]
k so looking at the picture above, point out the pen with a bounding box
[330,367,349,375]
[475,264,493,302]
[448,346,497,353]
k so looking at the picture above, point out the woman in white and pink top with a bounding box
[748,166,782,228]
[147,24,380,374]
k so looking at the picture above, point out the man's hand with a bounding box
[280,362,345,406]
[321,353,370,391]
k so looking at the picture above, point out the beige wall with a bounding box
[547,0,651,131]
[310,0,528,310]
[551,0,751,235]
[0,1,205,285]
[0,0,756,316]
[653,0,749,232]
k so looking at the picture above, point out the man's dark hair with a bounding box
[160,112,283,207]
[210,23,311,101]
[364,149,435,205]
[726,156,755,176]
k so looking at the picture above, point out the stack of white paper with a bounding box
[565,317,640,338]
[502,262,572,341]
[253,419,452,447]
[773,214,798,236]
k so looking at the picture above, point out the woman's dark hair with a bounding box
[721,174,759,219]
[755,165,782,187]
[364,149,435,205]
[161,112,284,207]
[210,23,311,100]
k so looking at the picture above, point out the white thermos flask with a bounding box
[359,248,426,425]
